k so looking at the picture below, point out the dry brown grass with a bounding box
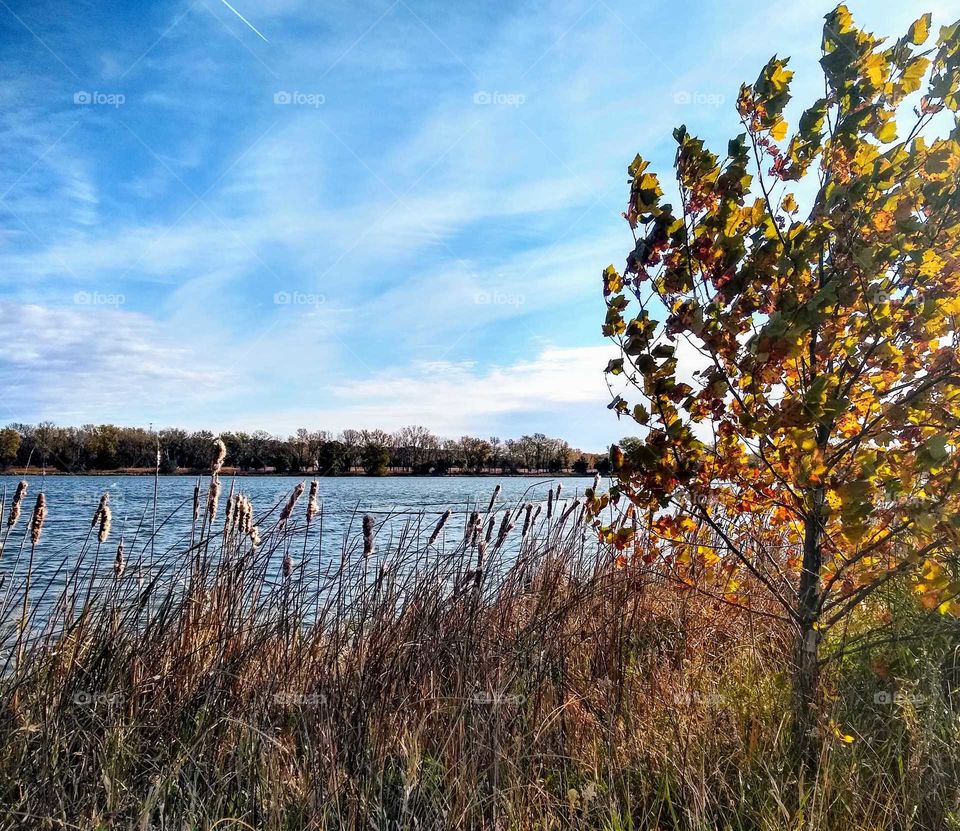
[0,485,956,830]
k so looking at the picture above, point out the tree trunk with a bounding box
[795,484,825,769]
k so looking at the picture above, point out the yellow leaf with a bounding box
[907,13,931,45]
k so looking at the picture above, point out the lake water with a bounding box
[0,474,601,637]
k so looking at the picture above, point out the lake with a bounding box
[0,474,601,632]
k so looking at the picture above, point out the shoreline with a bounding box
[0,468,595,478]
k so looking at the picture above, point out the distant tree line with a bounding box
[0,423,608,476]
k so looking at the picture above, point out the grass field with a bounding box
[0,481,957,830]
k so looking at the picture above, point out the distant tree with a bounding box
[362,443,390,476]
[0,428,20,468]
[317,440,349,474]
[572,455,589,475]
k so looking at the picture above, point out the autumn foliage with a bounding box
[600,5,960,756]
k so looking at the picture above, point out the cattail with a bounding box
[232,494,245,531]
[97,499,112,544]
[465,510,480,542]
[8,480,26,529]
[206,475,221,523]
[428,509,451,546]
[250,526,261,547]
[486,484,501,513]
[592,472,601,494]
[555,482,562,501]
[192,478,201,522]
[306,480,319,523]
[212,437,227,476]
[495,512,513,548]
[29,492,46,545]
[225,492,236,526]
[472,513,484,546]
[547,488,554,519]
[532,504,542,525]
[114,540,125,578]
[362,514,375,555]
[282,552,293,579]
[521,503,534,538]
[558,498,580,526]
[243,497,255,534]
[485,514,496,543]
[279,482,305,526]
[91,492,109,527]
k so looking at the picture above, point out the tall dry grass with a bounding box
[0,483,956,830]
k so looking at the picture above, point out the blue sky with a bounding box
[0,0,953,449]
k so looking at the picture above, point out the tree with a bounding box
[0,428,20,468]
[362,442,390,476]
[599,7,960,765]
[459,436,492,472]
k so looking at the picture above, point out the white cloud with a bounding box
[0,301,228,423]
[223,344,619,440]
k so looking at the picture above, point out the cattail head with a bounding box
[486,484,501,513]
[225,492,236,526]
[206,475,221,523]
[465,510,480,542]
[8,480,27,529]
[114,540,125,578]
[592,472,601,494]
[91,492,109,527]
[97,499,112,544]
[558,498,580,527]
[555,482,562,501]
[495,512,513,548]
[362,514,375,555]
[547,488,554,519]
[232,494,245,531]
[242,497,255,534]
[279,482,305,526]
[306,480,319,523]
[212,437,227,476]
[192,478,201,523]
[485,514,496,543]
[428,509,451,546]
[282,551,293,579]
[29,492,46,546]
[250,526,261,547]
[521,503,534,538]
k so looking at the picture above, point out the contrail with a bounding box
[218,0,269,42]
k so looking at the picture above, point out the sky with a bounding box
[0,0,955,450]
